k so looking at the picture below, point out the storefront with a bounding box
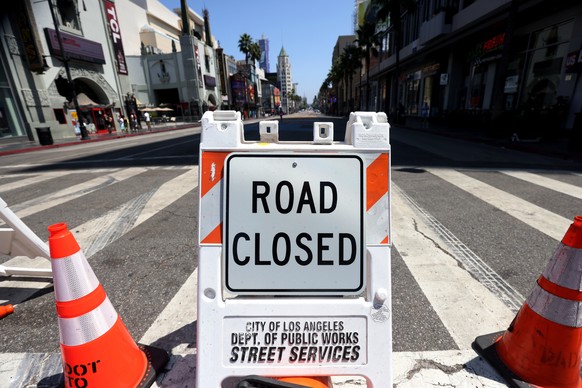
[0,60,26,139]
[400,62,442,118]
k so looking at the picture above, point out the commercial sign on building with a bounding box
[44,28,105,65]
[104,0,128,75]
[566,49,582,73]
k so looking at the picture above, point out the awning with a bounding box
[76,93,101,107]
[65,93,111,109]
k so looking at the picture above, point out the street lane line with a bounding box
[392,187,515,350]
[501,170,582,200]
[71,167,199,254]
[0,169,119,192]
[2,168,148,220]
[0,168,198,309]
[0,171,68,193]
[428,168,571,241]
[395,186,524,313]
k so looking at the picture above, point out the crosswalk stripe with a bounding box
[76,191,157,258]
[392,187,515,350]
[134,167,198,227]
[140,269,198,351]
[67,168,199,256]
[428,168,571,241]
[395,185,525,313]
[0,169,120,193]
[2,168,148,220]
[0,171,66,193]
[501,170,582,200]
[3,164,579,387]
[0,168,199,307]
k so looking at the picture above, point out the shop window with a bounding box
[521,21,574,111]
[54,108,67,124]
[405,79,420,115]
[56,0,81,32]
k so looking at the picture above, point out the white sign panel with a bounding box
[224,316,367,366]
[224,154,364,295]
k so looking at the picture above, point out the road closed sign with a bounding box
[224,154,364,295]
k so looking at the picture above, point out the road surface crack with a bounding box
[412,217,461,267]
[404,359,465,381]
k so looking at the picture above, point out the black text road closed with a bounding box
[224,154,364,295]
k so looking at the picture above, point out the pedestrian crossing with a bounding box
[1,163,581,387]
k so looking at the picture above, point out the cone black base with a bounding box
[137,344,170,388]
[472,332,532,388]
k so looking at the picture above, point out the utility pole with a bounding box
[48,0,90,140]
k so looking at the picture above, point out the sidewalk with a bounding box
[399,120,582,164]
[0,115,270,157]
[0,121,201,157]
[2,115,581,164]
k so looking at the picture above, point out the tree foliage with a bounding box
[238,33,253,64]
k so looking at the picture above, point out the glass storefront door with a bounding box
[0,57,26,139]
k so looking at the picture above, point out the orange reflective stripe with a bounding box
[538,275,582,302]
[527,284,582,327]
[56,284,107,318]
[200,151,229,197]
[366,153,389,211]
[201,223,222,244]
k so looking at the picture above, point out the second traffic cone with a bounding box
[48,223,168,388]
[277,376,329,388]
[474,216,582,388]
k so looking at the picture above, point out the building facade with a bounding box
[119,1,221,120]
[0,0,228,146]
[258,34,270,73]
[0,0,130,142]
[277,46,292,114]
[358,0,582,140]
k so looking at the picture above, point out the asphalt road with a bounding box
[1,113,582,387]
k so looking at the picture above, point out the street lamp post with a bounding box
[47,0,90,140]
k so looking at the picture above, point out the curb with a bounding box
[0,124,198,157]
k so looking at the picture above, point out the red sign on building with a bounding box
[104,0,128,75]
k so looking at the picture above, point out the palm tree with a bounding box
[341,45,363,113]
[355,20,379,111]
[372,0,417,118]
[249,42,261,64]
[238,33,253,64]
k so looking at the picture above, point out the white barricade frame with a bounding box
[197,111,391,387]
[0,197,52,277]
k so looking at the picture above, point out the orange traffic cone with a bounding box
[277,376,330,388]
[237,375,329,388]
[48,223,168,387]
[1,304,14,319]
[474,215,582,387]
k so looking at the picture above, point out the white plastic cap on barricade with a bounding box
[345,111,390,148]
[200,110,244,147]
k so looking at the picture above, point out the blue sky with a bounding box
[159,0,356,103]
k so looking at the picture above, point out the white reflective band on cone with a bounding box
[52,251,100,302]
[527,284,582,328]
[58,296,118,346]
[543,244,582,291]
